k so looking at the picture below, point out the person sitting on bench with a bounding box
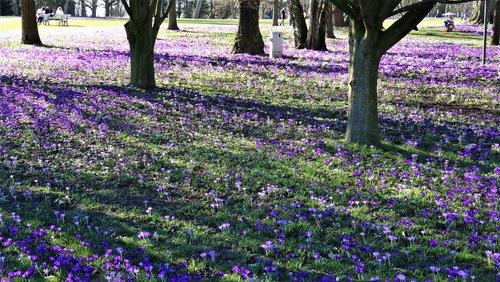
[45,6,53,17]
[36,7,45,23]
[55,7,64,17]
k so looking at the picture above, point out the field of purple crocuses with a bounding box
[0,22,499,281]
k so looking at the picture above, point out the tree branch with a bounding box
[378,0,400,22]
[380,1,436,54]
[120,0,136,23]
[144,0,158,26]
[359,0,379,31]
[153,0,174,31]
[329,0,357,18]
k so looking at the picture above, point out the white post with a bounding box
[269,31,283,58]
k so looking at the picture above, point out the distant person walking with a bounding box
[280,7,286,25]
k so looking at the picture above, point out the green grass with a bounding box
[1,16,482,46]
[409,27,484,46]
[0,14,498,281]
[0,16,276,31]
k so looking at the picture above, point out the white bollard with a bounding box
[269,32,283,58]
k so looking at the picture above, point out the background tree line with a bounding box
[0,0,484,19]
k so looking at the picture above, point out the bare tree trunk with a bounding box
[125,21,156,89]
[306,0,327,50]
[168,0,180,30]
[233,0,264,55]
[105,1,111,17]
[492,0,500,45]
[290,0,307,49]
[230,0,236,18]
[345,19,381,145]
[64,0,70,14]
[469,0,495,24]
[21,0,42,45]
[336,0,436,145]
[272,0,278,26]
[193,0,202,18]
[80,0,87,16]
[333,5,346,27]
[326,2,335,38]
[90,0,98,17]
[11,0,19,16]
[469,1,483,23]
[121,0,171,89]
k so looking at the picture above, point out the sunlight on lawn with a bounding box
[0,16,498,281]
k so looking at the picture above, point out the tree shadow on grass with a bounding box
[2,72,495,171]
[0,73,498,280]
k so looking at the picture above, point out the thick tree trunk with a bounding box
[80,0,87,16]
[492,0,500,45]
[230,0,236,18]
[325,2,334,38]
[333,5,346,27]
[125,22,157,89]
[11,0,19,16]
[306,0,327,50]
[193,0,202,18]
[469,0,495,24]
[21,0,42,45]
[469,1,483,23]
[290,0,307,49]
[90,0,98,18]
[272,0,278,26]
[64,0,70,14]
[345,21,381,145]
[168,0,180,30]
[233,0,264,55]
[331,1,436,146]
[105,2,111,17]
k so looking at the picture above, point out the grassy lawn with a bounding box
[0,16,263,31]
[0,16,498,281]
[1,16,485,46]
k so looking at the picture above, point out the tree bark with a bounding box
[90,0,98,17]
[345,19,381,145]
[11,0,19,16]
[105,1,111,17]
[272,0,279,26]
[121,0,172,89]
[193,0,202,18]
[306,0,327,50]
[290,0,307,49]
[21,0,42,45]
[326,2,335,38]
[469,0,495,24]
[331,0,436,145]
[125,22,156,89]
[230,0,236,18]
[64,0,70,14]
[168,0,180,30]
[333,5,346,27]
[233,0,264,55]
[492,0,499,45]
[80,0,87,16]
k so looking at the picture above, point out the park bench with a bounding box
[42,14,70,26]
